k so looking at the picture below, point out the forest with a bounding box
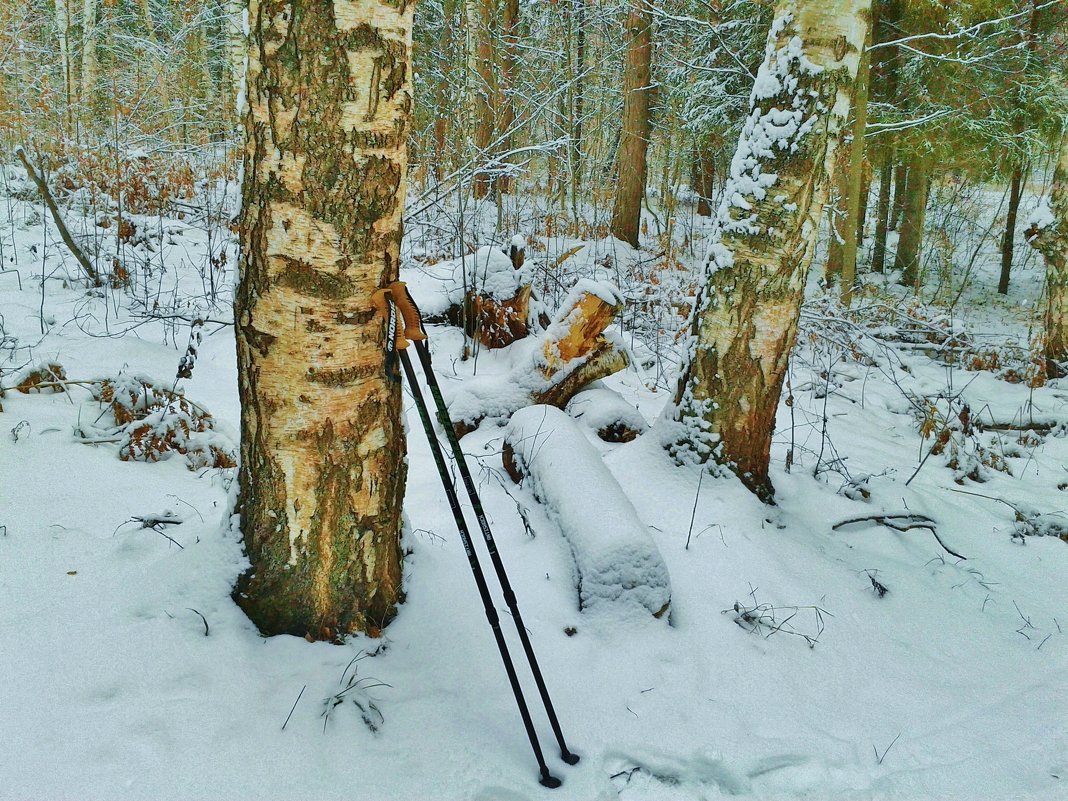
[1,0,1067,798]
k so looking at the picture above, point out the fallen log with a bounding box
[15,147,100,286]
[446,280,630,436]
[503,405,671,617]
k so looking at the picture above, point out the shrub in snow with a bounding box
[97,373,236,469]
[917,397,1010,484]
[13,362,67,394]
[503,405,670,617]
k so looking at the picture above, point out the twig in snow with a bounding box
[282,685,306,731]
[685,469,704,550]
[874,733,901,765]
[187,608,209,636]
[15,147,100,285]
[832,513,966,560]
[866,570,889,598]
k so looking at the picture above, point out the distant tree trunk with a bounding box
[227,0,246,106]
[666,0,872,501]
[890,162,907,229]
[1030,131,1068,377]
[839,36,871,303]
[610,0,653,248]
[234,0,412,640]
[691,143,715,217]
[871,147,892,273]
[895,152,931,289]
[496,0,519,193]
[570,0,587,202]
[432,0,456,183]
[825,131,851,284]
[138,0,172,134]
[468,0,496,197]
[81,0,97,118]
[855,162,871,245]
[56,0,74,136]
[998,166,1024,295]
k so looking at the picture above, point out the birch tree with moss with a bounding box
[663,0,872,500]
[233,0,413,640]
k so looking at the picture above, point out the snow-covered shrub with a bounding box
[96,372,235,469]
[918,397,1010,484]
[13,362,67,393]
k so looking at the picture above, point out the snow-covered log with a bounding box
[503,406,671,618]
[448,280,630,436]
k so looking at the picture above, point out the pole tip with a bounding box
[539,773,562,789]
[561,751,580,766]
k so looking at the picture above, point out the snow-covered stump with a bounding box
[503,406,671,618]
[566,387,648,443]
[406,241,534,349]
[449,280,630,436]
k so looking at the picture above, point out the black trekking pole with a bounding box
[372,288,563,790]
[389,281,580,767]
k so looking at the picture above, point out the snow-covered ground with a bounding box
[1,173,1066,801]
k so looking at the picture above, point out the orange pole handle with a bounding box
[388,281,428,342]
[371,288,409,350]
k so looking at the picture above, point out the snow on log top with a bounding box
[504,406,671,618]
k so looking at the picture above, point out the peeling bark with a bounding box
[234,0,413,640]
[667,0,872,500]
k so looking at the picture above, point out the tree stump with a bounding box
[446,280,630,436]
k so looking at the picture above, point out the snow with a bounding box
[1,174,1067,801]
[566,386,648,437]
[504,405,671,617]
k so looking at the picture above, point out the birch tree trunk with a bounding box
[81,0,97,118]
[227,0,247,106]
[609,0,653,248]
[665,0,872,500]
[1031,131,1068,377]
[234,0,413,640]
[55,0,74,136]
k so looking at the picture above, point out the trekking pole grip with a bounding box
[371,288,410,350]
[388,281,428,343]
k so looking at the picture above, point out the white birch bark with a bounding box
[663,0,872,499]
[80,0,97,112]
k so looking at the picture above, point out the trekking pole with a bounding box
[389,281,580,767]
[372,288,563,790]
